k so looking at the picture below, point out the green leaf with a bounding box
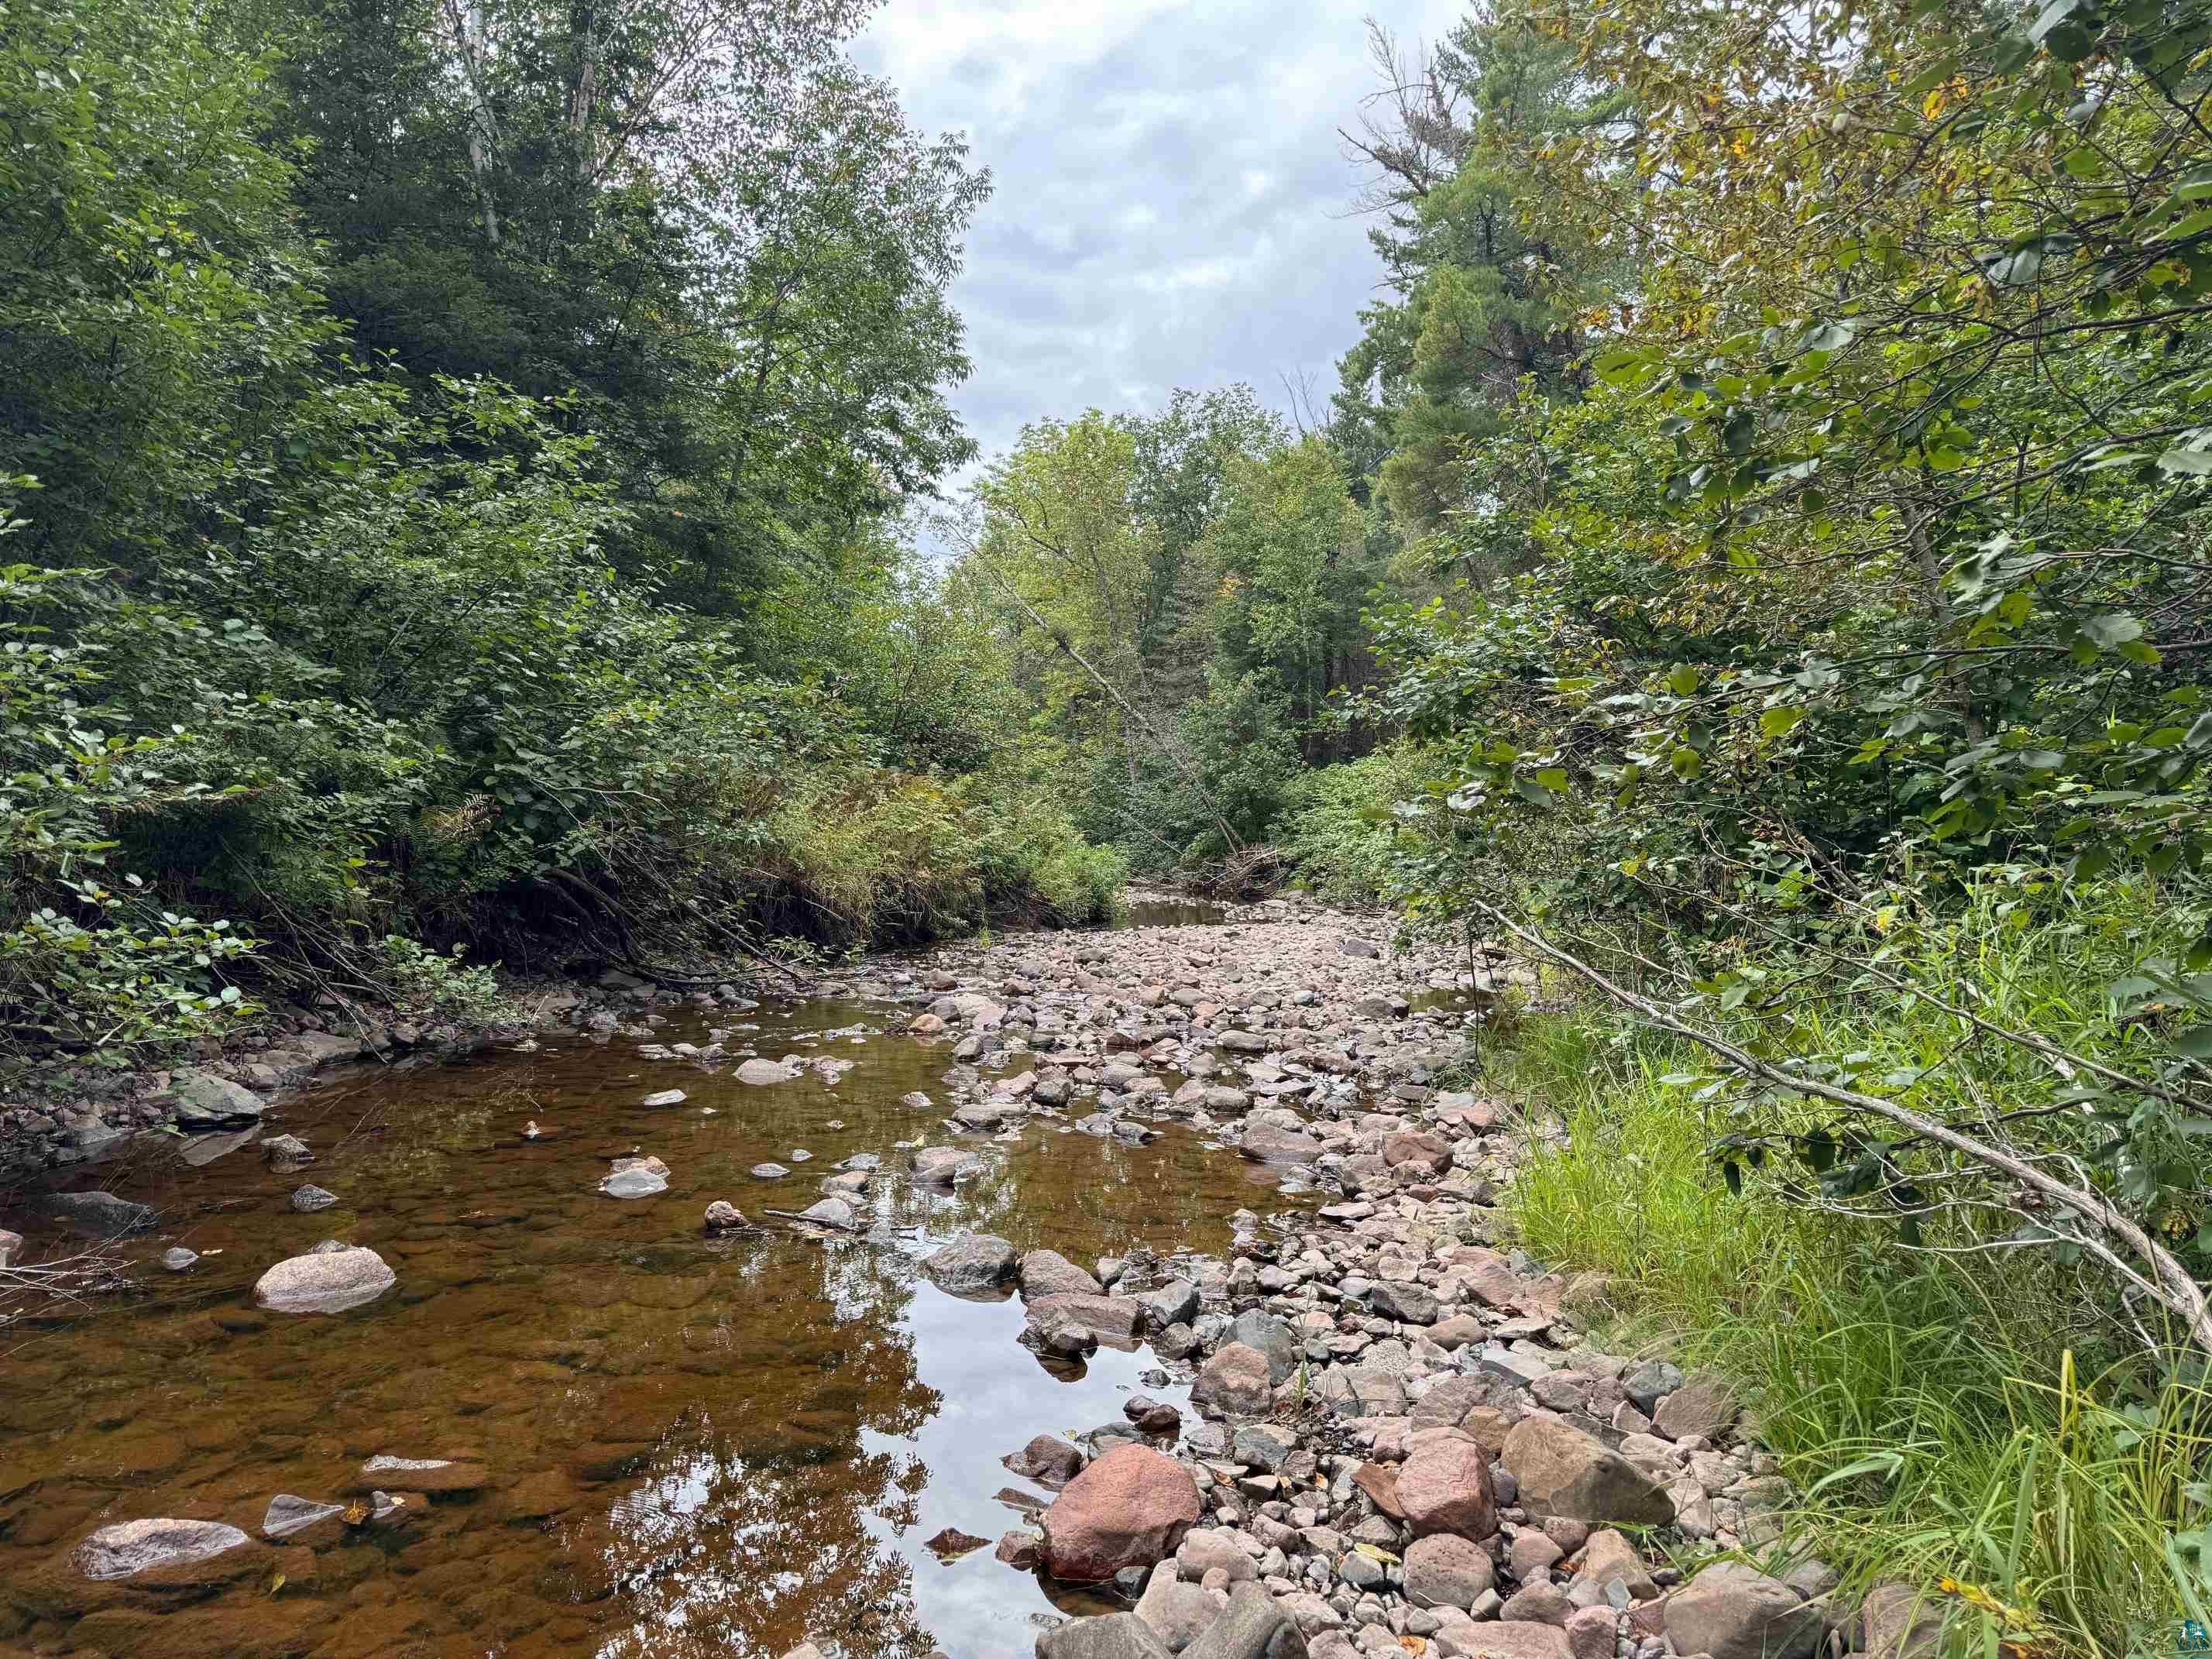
[2083,613,2144,648]
[1760,706,1805,739]
[2157,447,2212,475]
[1592,347,1650,386]
[1666,664,1701,696]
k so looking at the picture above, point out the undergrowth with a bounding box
[1497,892,2212,1657]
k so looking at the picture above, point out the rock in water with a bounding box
[1004,1434,1086,1489]
[161,1247,199,1273]
[641,1088,686,1107]
[31,1191,156,1238]
[1039,1443,1201,1583]
[163,1068,266,1128]
[0,1228,20,1269]
[1238,1124,1321,1164]
[908,1146,974,1184]
[796,1197,859,1231]
[702,1200,744,1231]
[749,1163,789,1179]
[74,1518,250,1580]
[599,1167,667,1199]
[736,1059,795,1085]
[923,1527,991,1560]
[290,1183,340,1212]
[253,1245,397,1314]
[261,1495,346,1540]
[1019,1248,1103,1297]
[921,1234,1018,1295]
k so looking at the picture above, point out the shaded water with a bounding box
[0,987,1306,1659]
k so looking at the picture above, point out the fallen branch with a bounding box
[1465,897,2212,1356]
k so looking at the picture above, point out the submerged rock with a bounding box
[261,1494,346,1540]
[290,1183,340,1213]
[74,1518,250,1580]
[31,1190,156,1238]
[253,1245,397,1314]
[599,1166,667,1199]
[737,1059,797,1085]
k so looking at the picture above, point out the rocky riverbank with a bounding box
[5,891,1937,1658]
[778,901,1936,1659]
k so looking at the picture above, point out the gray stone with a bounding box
[1228,1309,1300,1384]
[796,1197,860,1231]
[750,1163,790,1179]
[910,1146,977,1184]
[922,1235,1018,1295]
[1231,1423,1298,1473]
[160,1247,199,1272]
[31,1190,156,1238]
[1620,1360,1683,1416]
[0,1228,24,1269]
[1241,1124,1321,1164]
[74,1518,251,1580]
[1022,1249,1104,1297]
[262,1133,312,1166]
[702,1200,744,1230]
[1858,1583,1945,1659]
[1037,1613,1176,1659]
[1184,1581,1310,1659]
[1370,1280,1440,1324]
[290,1183,341,1212]
[252,1245,397,1314]
[641,1088,687,1107]
[737,1058,797,1085]
[1139,1279,1201,1329]
[1136,1561,1226,1653]
[163,1068,266,1128]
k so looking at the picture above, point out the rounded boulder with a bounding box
[1039,1443,1201,1583]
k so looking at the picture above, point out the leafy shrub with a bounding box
[370,936,510,1024]
[1276,744,1439,903]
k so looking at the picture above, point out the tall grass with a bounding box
[1499,884,2212,1656]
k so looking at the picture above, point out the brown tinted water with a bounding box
[0,983,1309,1659]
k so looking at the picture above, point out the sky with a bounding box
[851,0,1470,477]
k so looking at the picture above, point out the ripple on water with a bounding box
[0,988,1305,1659]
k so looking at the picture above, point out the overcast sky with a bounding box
[852,0,1468,476]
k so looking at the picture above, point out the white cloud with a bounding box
[854,0,1472,476]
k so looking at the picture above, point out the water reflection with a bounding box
[0,988,1301,1658]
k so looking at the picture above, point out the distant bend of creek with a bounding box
[0,904,1446,1659]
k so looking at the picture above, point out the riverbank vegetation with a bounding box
[9,0,2212,1637]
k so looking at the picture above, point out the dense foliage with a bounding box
[0,0,1118,1056]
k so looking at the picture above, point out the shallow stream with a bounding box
[0,974,1309,1659]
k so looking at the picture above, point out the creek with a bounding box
[0,967,1314,1659]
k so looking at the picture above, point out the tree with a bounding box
[1334,6,1630,532]
[269,0,989,607]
